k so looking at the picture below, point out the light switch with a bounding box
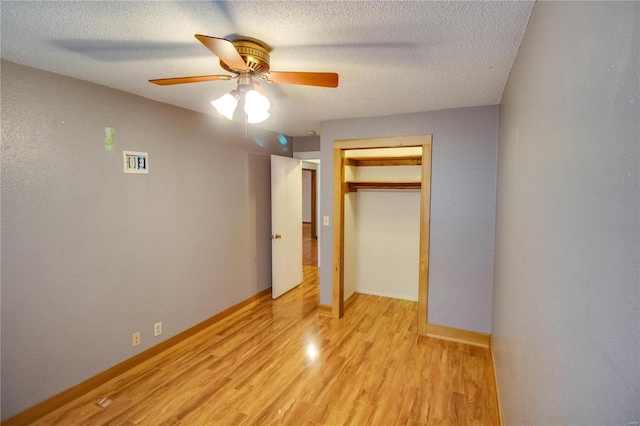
[323,216,330,226]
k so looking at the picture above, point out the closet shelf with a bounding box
[346,181,422,192]
[344,156,422,167]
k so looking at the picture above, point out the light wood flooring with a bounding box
[33,266,499,425]
[303,223,318,266]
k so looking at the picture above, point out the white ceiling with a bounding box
[1,1,534,137]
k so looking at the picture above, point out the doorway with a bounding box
[332,135,432,336]
[296,155,321,302]
[302,167,318,266]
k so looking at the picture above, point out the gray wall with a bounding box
[320,105,498,333]
[492,2,639,424]
[0,60,291,419]
[293,135,321,153]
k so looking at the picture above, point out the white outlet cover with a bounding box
[132,331,141,347]
[123,151,148,174]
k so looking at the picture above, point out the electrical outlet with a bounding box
[154,322,162,337]
[132,331,141,347]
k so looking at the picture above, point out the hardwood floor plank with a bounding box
[303,223,318,266]
[463,347,487,426]
[409,378,431,424]
[448,342,465,395]
[32,266,499,426]
[281,398,315,425]
[356,365,390,406]
[323,408,349,426]
[448,391,468,426]
[425,339,450,422]
[328,342,374,414]
[370,344,422,426]
[344,401,375,426]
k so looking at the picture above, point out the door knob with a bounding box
[270,234,282,240]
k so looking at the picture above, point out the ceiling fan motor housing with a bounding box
[220,38,271,74]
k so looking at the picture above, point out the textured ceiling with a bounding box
[1,1,534,137]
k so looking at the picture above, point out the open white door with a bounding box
[271,155,303,298]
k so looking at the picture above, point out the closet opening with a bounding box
[332,135,432,336]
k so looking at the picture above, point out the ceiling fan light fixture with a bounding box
[244,90,270,115]
[247,110,270,124]
[211,90,240,120]
[152,34,339,127]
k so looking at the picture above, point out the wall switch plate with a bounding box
[132,331,141,347]
[154,322,162,337]
[323,216,330,226]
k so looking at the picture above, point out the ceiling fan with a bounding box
[150,34,339,123]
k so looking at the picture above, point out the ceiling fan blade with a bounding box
[261,72,338,88]
[149,75,232,85]
[195,34,248,71]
